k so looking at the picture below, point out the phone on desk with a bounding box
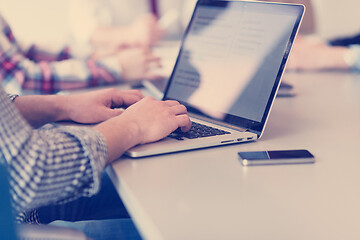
[238,149,315,166]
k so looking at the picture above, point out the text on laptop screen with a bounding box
[165,1,301,125]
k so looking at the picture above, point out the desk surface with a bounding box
[108,71,360,240]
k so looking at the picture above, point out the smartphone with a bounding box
[238,149,315,166]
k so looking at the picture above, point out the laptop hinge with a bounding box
[189,113,248,132]
[248,129,261,138]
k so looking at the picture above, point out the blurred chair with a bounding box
[0,165,90,240]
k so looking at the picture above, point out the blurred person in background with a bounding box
[280,0,360,72]
[0,0,199,57]
[0,1,164,95]
[286,31,360,72]
[67,0,201,84]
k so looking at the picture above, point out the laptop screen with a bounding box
[164,0,304,134]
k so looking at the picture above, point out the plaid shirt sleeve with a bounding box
[25,45,72,62]
[0,14,122,94]
[0,86,108,218]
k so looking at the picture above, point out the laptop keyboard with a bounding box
[169,122,231,140]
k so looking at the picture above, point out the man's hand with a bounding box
[91,47,163,82]
[116,47,163,81]
[60,88,143,124]
[14,88,143,128]
[120,96,192,144]
[93,96,192,163]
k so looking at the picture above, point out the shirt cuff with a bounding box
[345,45,360,71]
[97,56,123,80]
[7,94,19,102]
[59,125,108,195]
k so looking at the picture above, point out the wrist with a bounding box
[96,56,123,79]
[342,45,360,70]
[53,95,71,122]
[343,48,355,68]
[13,94,69,128]
[93,116,142,163]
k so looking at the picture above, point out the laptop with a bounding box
[126,0,304,158]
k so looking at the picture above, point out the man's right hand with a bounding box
[116,48,163,82]
[93,96,191,163]
[92,47,163,82]
[121,96,192,145]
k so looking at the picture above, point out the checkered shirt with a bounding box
[0,86,108,223]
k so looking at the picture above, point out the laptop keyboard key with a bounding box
[170,122,230,140]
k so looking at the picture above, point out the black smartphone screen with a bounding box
[238,150,314,160]
[238,149,315,166]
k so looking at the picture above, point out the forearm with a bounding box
[327,46,349,70]
[13,94,67,128]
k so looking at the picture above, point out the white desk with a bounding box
[108,71,360,240]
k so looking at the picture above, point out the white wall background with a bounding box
[0,0,360,49]
[0,0,71,50]
[311,0,360,39]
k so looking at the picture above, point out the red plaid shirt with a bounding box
[0,14,121,94]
